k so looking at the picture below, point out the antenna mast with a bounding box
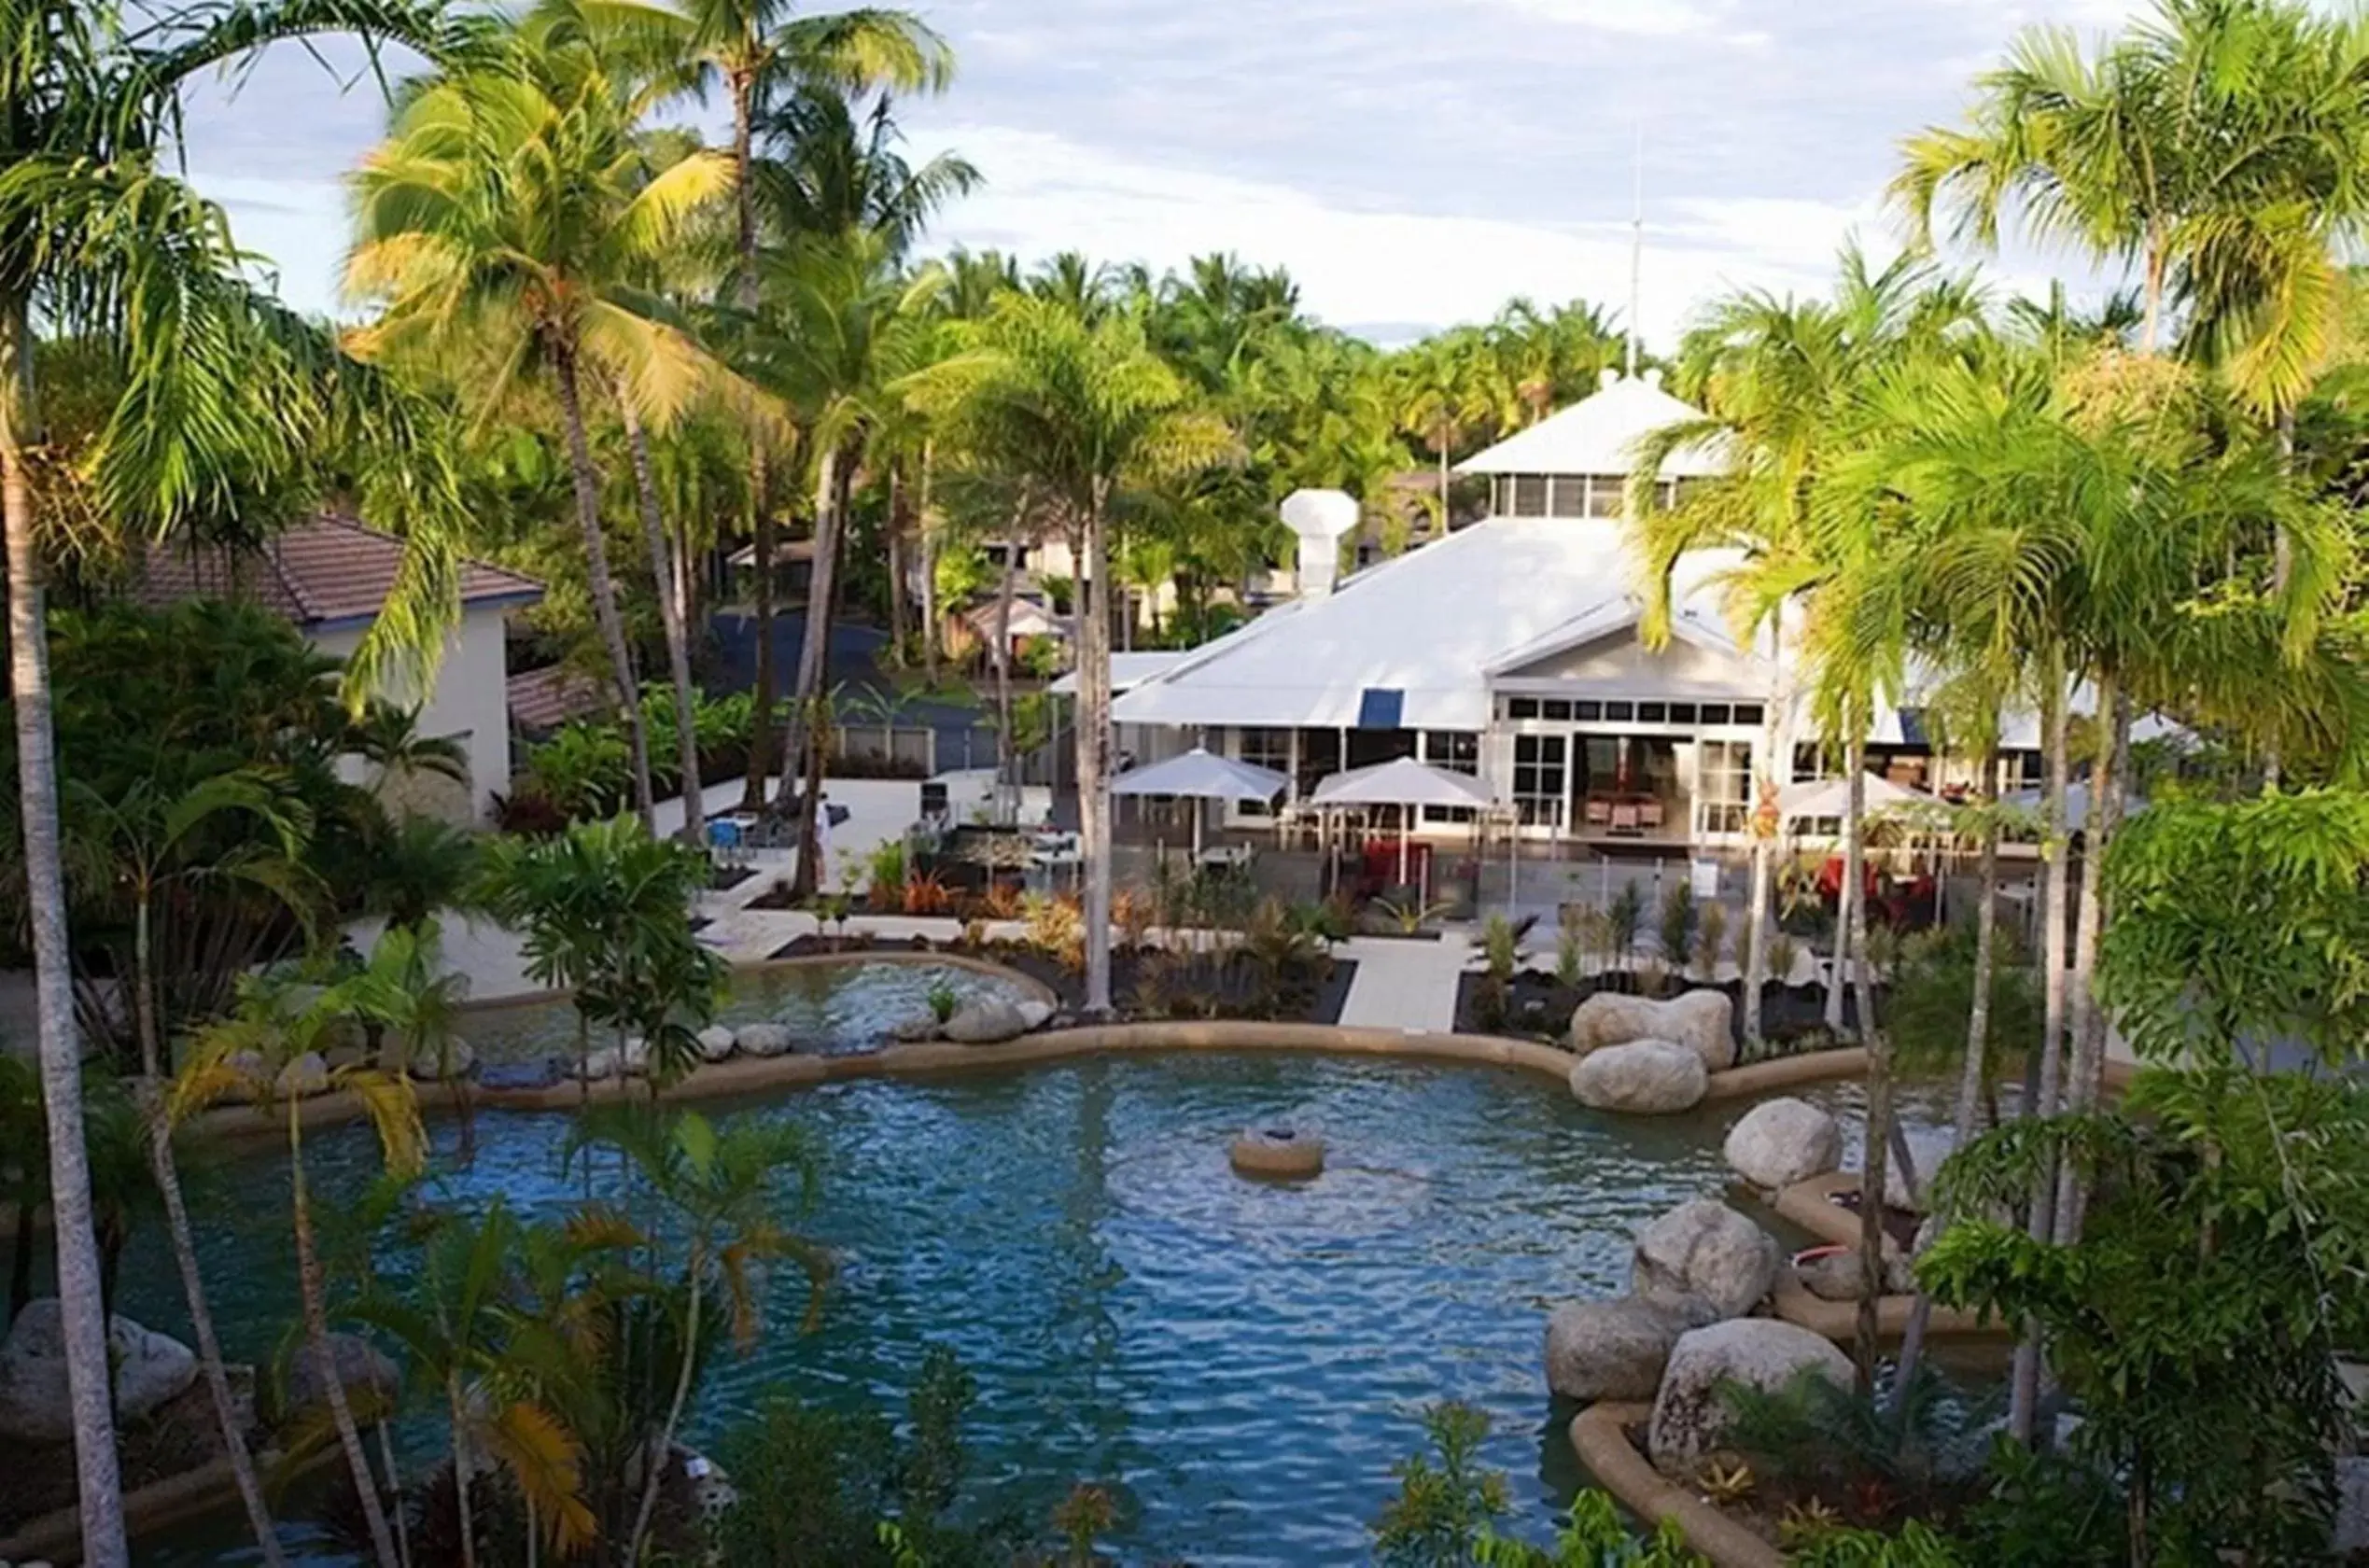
[1626,122,1643,380]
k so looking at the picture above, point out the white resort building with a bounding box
[1108,370,2042,856]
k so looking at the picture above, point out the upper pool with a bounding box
[124,1049,1936,1566]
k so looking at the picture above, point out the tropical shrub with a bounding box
[1657,882,1697,970]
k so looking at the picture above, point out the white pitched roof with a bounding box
[1109,517,1757,733]
[1456,372,1726,479]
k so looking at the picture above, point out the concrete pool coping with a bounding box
[1567,1403,1784,1568]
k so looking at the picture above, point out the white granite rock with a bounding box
[1633,1198,1781,1321]
[1723,1098,1843,1190]
[1569,1040,1709,1113]
[1647,1318,1854,1477]
[1571,990,1736,1072]
[0,1301,198,1445]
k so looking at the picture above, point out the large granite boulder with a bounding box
[1633,1198,1780,1321]
[943,999,1030,1045]
[398,1038,477,1081]
[2337,1455,2369,1553]
[1544,1295,1710,1403]
[1571,990,1735,1073]
[1647,1318,1854,1477]
[0,1300,198,1444]
[694,1026,738,1064]
[579,1036,651,1080]
[1569,1040,1708,1114]
[285,1332,401,1420]
[1016,998,1056,1031]
[1723,1098,1843,1190]
[734,1023,795,1057]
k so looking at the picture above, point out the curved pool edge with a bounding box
[1567,1403,1784,1568]
[184,1015,1872,1146]
[452,947,1063,1015]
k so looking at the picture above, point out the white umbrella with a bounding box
[2003,778,2145,834]
[1110,746,1287,856]
[1778,772,1933,823]
[1311,757,1495,888]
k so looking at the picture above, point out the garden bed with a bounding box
[1451,969,1870,1050]
[0,1375,240,1542]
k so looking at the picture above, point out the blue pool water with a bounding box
[112,1044,1945,1565]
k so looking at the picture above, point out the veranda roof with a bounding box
[1310,756,1495,810]
[1109,747,1288,803]
[1455,372,1727,479]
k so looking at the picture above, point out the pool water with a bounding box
[461,958,1033,1065]
[120,1056,1944,1566]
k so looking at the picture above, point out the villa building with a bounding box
[135,513,544,823]
[1109,370,2042,852]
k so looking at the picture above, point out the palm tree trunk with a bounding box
[1844,735,1889,1392]
[886,464,910,654]
[1744,610,1787,1050]
[780,444,846,899]
[548,343,655,833]
[1894,751,2000,1403]
[2055,682,2126,1246]
[379,1421,413,1568]
[994,536,1019,820]
[141,1084,287,1565]
[918,442,939,684]
[742,452,778,809]
[1079,492,1116,1015]
[625,1267,701,1563]
[133,905,285,1568]
[3,294,130,1568]
[618,395,705,847]
[290,1109,400,1568]
[2010,662,2073,1443]
[447,1377,477,1568]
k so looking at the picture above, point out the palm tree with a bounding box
[348,18,741,836]
[352,1197,597,1568]
[574,0,950,809]
[175,959,430,1568]
[0,7,475,1555]
[568,1104,828,1561]
[907,293,1235,1012]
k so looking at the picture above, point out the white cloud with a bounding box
[1465,0,1727,36]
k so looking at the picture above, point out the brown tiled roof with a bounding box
[130,513,542,629]
[506,665,610,731]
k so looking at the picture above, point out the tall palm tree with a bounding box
[575,0,950,808]
[907,294,1235,1012]
[0,6,475,1555]
[347,18,739,836]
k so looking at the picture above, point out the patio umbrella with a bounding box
[1776,772,1934,823]
[1110,746,1288,857]
[1311,757,1496,888]
[2002,778,2145,834]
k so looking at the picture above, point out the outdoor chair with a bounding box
[1611,803,1641,836]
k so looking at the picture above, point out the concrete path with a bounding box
[1335,933,1472,1032]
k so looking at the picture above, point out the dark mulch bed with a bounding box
[744,879,801,911]
[708,863,757,892]
[1452,969,1868,1048]
[689,916,713,934]
[0,1376,239,1534]
[753,934,1357,1029]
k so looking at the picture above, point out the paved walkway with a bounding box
[1335,933,1473,1032]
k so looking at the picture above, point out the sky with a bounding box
[176,0,2152,350]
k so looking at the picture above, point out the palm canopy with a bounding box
[571,0,950,107]
[904,291,1240,534]
[344,14,734,430]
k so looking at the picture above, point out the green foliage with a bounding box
[1786,1520,1967,1567]
[1719,1365,1994,1531]
[1692,901,1726,978]
[926,982,960,1025]
[1605,881,1646,962]
[525,721,635,820]
[1885,920,2037,1089]
[712,1348,1019,1568]
[1656,882,1697,969]
[2099,788,2369,1067]
[1922,1064,2369,1558]
[1480,914,1520,983]
[1372,1402,1509,1568]
[867,837,908,899]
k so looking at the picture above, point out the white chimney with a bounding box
[1281,488,1359,601]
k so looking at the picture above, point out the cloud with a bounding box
[1465,0,1730,36]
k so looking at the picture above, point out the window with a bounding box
[1550,476,1589,517]
[1585,475,1624,517]
[1793,743,1829,784]
[1513,734,1568,828]
[1637,701,1667,723]
[1491,475,1511,516]
[1605,700,1634,721]
[1512,475,1549,516]
[1698,703,1731,725]
[1507,696,1539,720]
[1732,703,1765,725]
[1699,738,1753,834]
[1574,700,1603,721]
[1667,702,1697,723]
[1542,699,1572,721]
[1237,727,1292,817]
[1423,730,1479,774]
